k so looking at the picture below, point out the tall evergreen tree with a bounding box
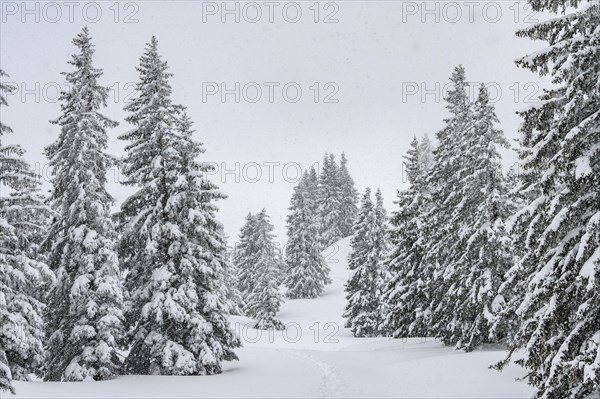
[306,166,320,220]
[343,188,388,337]
[234,212,258,312]
[383,135,431,338]
[2,154,54,383]
[0,71,54,393]
[496,1,599,397]
[435,85,513,350]
[403,136,422,184]
[43,28,125,381]
[372,189,390,334]
[386,69,513,350]
[307,166,332,288]
[421,65,474,342]
[318,153,343,248]
[337,152,359,237]
[285,171,331,299]
[119,37,239,376]
[244,210,285,330]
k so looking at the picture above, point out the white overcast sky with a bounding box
[1,1,551,245]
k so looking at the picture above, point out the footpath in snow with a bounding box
[11,237,533,398]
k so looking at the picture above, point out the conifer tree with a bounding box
[285,171,331,298]
[343,188,388,337]
[244,210,285,330]
[344,188,374,334]
[337,152,359,237]
[234,212,258,311]
[3,160,53,383]
[421,65,474,341]
[318,153,343,248]
[403,136,422,184]
[496,2,599,397]
[0,71,54,393]
[386,68,514,350]
[306,166,320,220]
[383,136,431,338]
[43,28,125,381]
[437,85,513,350]
[119,37,239,376]
[373,189,390,333]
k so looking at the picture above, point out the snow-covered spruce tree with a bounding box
[3,155,54,383]
[234,212,258,311]
[344,188,374,334]
[0,71,54,393]
[383,135,431,338]
[234,211,286,314]
[285,170,331,299]
[403,136,422,184]
[372,189,390,334]
[421,65,474,342]
[337,152,359,238]
[343,188,388,337]
[306,165,321,221]
[495,2,600,398]
[318,153,343,248]
[42,28,125,382]
[306,166,332,287]
[244,210,285,330]
[119,38,239,376]
[439,84,513,351]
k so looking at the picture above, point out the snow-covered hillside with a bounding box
[10,237,533,398]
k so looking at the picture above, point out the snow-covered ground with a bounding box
[10,237,533,398]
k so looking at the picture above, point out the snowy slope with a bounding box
[10,237,533,398]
